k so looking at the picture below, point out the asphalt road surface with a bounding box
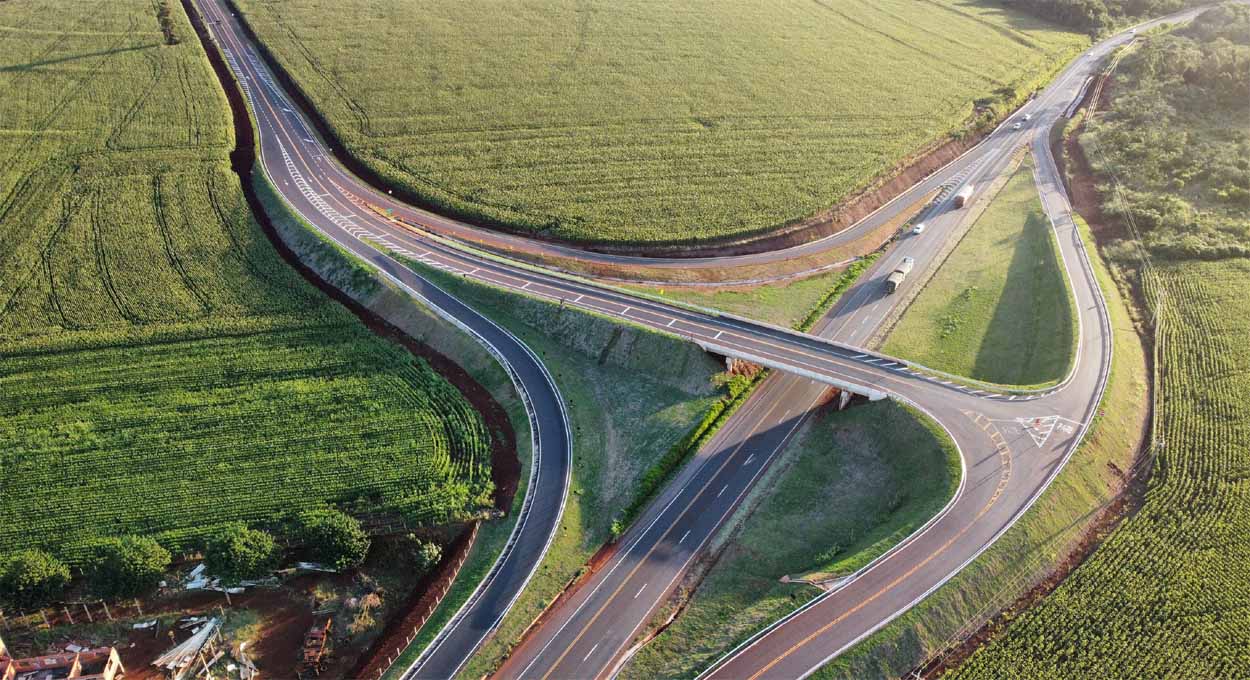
[190,2,1205,678]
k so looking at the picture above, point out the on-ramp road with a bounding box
[190,1,1203,677]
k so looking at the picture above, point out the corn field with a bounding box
[231,0,1087,244]
[0,0,493,563]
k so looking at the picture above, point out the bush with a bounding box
[204,525,280,584]
[405,535,443,574]
[295,508,370,571]
[0,549,70,609]
[86,536,171,599]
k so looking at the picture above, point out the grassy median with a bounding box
[883,157,1076,385]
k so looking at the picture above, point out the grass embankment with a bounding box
[883,157,1076,385]
[0,0,494,561]
[950,9,1250,677]
[230,0,1085,244]
[636,255,881,329]
[379,267,728,678]
[803,212,1150,679]
[621,401,961,679]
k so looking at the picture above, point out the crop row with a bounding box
[0,0,495,565]
[953,260,1250,678]
[231,0,1087,243]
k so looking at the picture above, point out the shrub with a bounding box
[295,508,370,571]
[0,549,70,609]
[204,525,280,583]
[86,536,171,599]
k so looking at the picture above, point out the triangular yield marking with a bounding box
[1016,415,1060,448]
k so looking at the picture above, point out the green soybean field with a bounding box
[0,0,493,562]
[230,0,1087,245]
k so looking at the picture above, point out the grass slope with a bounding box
[0,0,492,561]
[621,401,960,680]
[884,157,1075,385]
[806,213,1149,679]
[230,0,1085,244]
[379,266,726,678]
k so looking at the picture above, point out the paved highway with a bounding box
[190,2,1202,678]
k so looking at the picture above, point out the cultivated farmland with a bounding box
[230,0,1087,245]
[0,0,493,561]
[949,9,1250,677]
[952,260,1250,677]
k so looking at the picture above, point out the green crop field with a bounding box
[230,0,1086,245]
[949,9,1250,676]
[952,260,1250,677]
[883,156,1075,385]
[0,0,493,562]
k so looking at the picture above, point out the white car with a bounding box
[912,222,926,235]
[1023,113,1032,121]
[1012,122,1023,130]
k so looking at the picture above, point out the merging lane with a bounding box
[189,2,1205,678]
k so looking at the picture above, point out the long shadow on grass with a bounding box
[969,210,1074,385]
[0,44,160,72]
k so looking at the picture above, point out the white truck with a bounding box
[885,256,915,294]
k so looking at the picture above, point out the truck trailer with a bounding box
[953,184,974,208]
[885,256,915,294]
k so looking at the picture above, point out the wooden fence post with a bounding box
[83,603,93,623]
[102,601,113,621]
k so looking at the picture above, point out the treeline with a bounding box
[0,507,442,610]
[1084,3,1250,261]
[1000,0,1198,34]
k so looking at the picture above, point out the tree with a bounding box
[0,549,70,609]
[417,541,442,572]
[295,508,370,571]
[204,525,280,584]
[86,536,171,599]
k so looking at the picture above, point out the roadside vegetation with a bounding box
[634,256,881,330]
[621,401,960,679]
[1003,0,1201,34]
[382,266,728,678]
[230,0,1086,244]
[0,0,493,585]
[883,156,1075,385]
[950,6,1250,677]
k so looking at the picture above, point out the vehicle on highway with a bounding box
[1024,113,1032,121]
[912,222,926,235]
[953,184,975,208]
[885,256,915,294]
[1012,122,1023,130]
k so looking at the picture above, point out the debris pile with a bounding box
[0,634,124,680]
[151,618,223,680]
